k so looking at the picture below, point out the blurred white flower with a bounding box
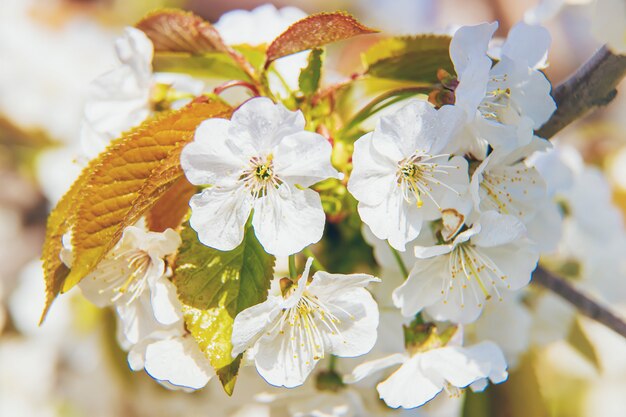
[181,97,340,256]
[450,22,556,158]
[80,27,153,158]
[394,211,539,323]
[214,4,308,96]
[80,27,204,159]
[0,0,117,143]
[348,100,469,251]
[346,338,507,409]
[231,258,380,388]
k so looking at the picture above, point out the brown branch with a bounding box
[533,267,626,338]
[537,46,626,139]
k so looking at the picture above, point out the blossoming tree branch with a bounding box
[38,5,626,411]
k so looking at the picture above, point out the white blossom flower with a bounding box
[61,225,214,390]
[469,137,562,252]
[231,258,380,388]
[80,27,153,158]
[80,27,203,159]
[181,97,340,256]
[347,100,469,251]
[393,211,539,323]
[450,22,556,158]
[215,4,308,96]
[591,0,626,54]
[345,338,507,409]
[70,226,182,345]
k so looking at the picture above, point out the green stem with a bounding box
[328,354,337,371]
[389,244,410,278]
[288,254,298,279]
[339,85,433,137]
[303,248,326,271]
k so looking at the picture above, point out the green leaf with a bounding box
[152,52,250,80]
[567,317,601,370]
[363,35,454,83]
[174,224,275,395]
[299,48,324,96]
[233,45,267,72]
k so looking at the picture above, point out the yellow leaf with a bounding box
[40,152,103,324]
[40,99,232,323]
[265,11,378,65]
[66,100,231,292]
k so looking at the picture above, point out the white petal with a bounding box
[453,56,492,118]
[480,242,538,290]
[347,133,397,206]
[344,353,408,383]
[471,211,527,247]
[181,118,245,186]
[150,279,183,326]
[144,336,213,390]
[115,27,153,76]
[312,278,381,357]
[229,97,305,155]
[358,190,424,252]
[189,186,253,251]
[377,355,443,409]
[273,131,340,187]
[450,22,498,75]
[372,100,439,161]
[142,228,182,258]
[463,342,509,385]
[414,243,454,259]
[420,342,507,393]
[252,186,325,256]
[425,287,484,324]
[393,257,446,317]
[430,105,467,154]
[254,324,317,388]
[307,271,380,296]
[231,297,281,357]
[501,22,551,69]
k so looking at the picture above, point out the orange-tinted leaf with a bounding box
[265,11,378,65]
[62,100,232,294]
[146,177,196,232]
[40,154,102,324]
[136,9,229,54]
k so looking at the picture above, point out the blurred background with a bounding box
[1,0,625,416]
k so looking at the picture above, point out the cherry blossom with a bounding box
[348,100,469,251]
[231,258,380,388]
[181,97,340,256]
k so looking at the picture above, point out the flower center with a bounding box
[266,288,348,365]
[443,243,510,308]
[101,249,152,305]
[397,153,457,209]
[241,155,280,198]
[479,74,514,122]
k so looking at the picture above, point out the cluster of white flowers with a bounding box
[34,3,626,416]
